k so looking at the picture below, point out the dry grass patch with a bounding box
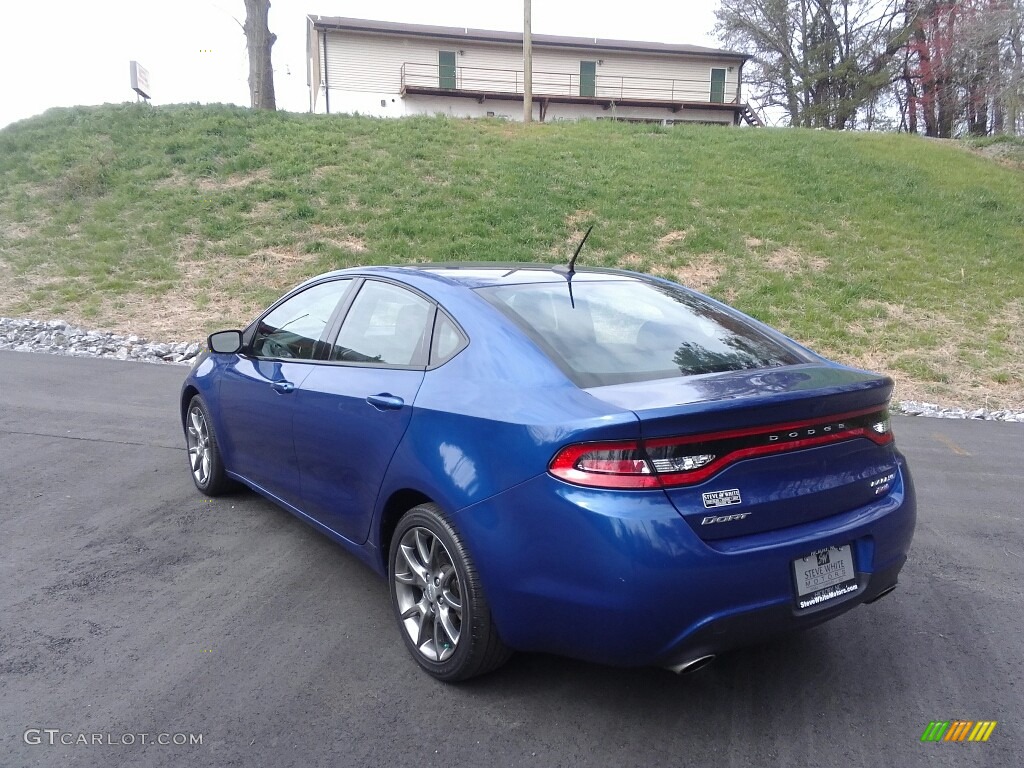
[330,236,367,253]
[1,222,33,240]
[656,230,688,249]
[564,209,595,231]
[651,255,724,293]
[854,299,951,331]
[548,210,596,257]
[0,239,324,341]
[815,344,928,406]
[0,266,60,313]
[153,168,271,193]
[421,175,451,188]
[965,142,1024,171]
[245,200,275,220]
[744,238,828,273]
[196,168,270,191]
[310,225,367,253]
[821,299,1024,409]
[114,245,317,339]
[763,246,828,273]
[821,343,1022,410]
[153,171,188,191]
[311,165,343,181]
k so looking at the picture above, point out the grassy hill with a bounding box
[1,103,1021,409]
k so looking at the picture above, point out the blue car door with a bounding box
[216,279,355,505]
[292,279,434,543]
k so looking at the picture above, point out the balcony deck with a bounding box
[400,62,753,122]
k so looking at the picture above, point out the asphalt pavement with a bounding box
[1,350,1021,767]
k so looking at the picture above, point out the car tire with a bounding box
[389,503,511,681]
[184,395,233,496]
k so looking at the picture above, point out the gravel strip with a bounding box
[2,316,1021,422]
[0,317,203,366]
[893,401,1023,422]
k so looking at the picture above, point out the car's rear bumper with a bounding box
[654,557,905,670]
[451,453,916,668]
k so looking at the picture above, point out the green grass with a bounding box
[1,103,1022,408]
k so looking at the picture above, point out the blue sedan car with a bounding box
[180,264,916,681]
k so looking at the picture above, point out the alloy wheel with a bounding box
[186,405,212,487]
[393,527,463,662]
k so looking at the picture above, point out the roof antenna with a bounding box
[566,224,594,276]
[555,224,593,309]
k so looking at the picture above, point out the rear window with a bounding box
[478,279,804,387]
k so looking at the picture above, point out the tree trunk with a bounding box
[1008,2,1023,134]
[244,0,277,110]
[902,1,918,132]
[903,61,919,132]
[916,5,938,137]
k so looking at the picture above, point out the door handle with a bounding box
[366,393,404,411]
[271,380,295,394]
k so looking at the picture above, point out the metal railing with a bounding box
[400,62,739,105]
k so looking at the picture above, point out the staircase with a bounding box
[739,103,764,127]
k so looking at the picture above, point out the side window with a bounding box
[252,280,350,360]
[430,311,467,366]
[331,281,434,366]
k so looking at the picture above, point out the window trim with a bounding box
[243,277,357,363]
[426,308,469,369]
[318,277,365,360]
[322,277,443,371]
[242,274,471,371]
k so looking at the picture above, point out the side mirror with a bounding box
[207,330,243,355]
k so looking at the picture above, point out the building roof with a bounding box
[307,16,749,60]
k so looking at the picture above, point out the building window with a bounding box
[439,51,457,89]
[710,68,726,103]
[579,61,596,98]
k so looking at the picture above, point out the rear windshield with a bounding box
[478,279,804,387]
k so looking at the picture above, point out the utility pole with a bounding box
[523,0,533,123]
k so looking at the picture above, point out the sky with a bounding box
[0,1,723,129]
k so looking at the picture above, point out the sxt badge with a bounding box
[702,488,742,508]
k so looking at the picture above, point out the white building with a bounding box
[306,17,761,126]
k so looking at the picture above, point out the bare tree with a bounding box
[244,0,277,110]
[716,0,913,128]
[903,1,1022,136]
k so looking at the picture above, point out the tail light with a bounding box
[549,407,893,489]
[548,442,660,489]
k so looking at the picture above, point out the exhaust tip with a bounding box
[865,584,897,604]
[665,654,716,675]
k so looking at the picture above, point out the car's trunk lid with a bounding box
[586,364,900,539]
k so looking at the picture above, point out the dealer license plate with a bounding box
[792,545,858,609]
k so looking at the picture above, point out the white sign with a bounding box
[130,61,151,99]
